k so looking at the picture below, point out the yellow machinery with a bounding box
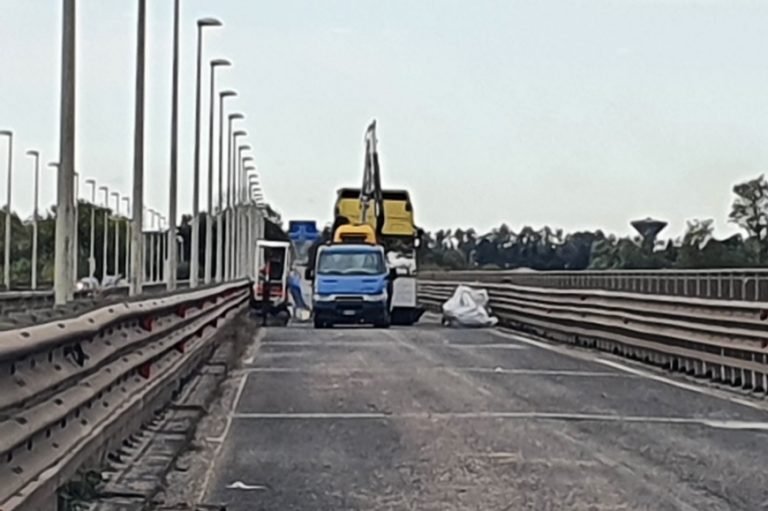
[333,224,377,245]
[325,120,424,325]
[335,188,415,238]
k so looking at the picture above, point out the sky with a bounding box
[2,0,768,239]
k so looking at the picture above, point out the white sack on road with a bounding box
[441,285,499,327]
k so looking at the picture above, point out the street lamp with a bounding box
[130,0,147,297]
[73,170,80,280]
[216,90,236,282]
[99,186,109,281]
[237,147,252,205]
[242,157,254,205]
[49,162,79,282]
[191,17,223,288]
[26,150,40,289]
[204,58,231,285]
[111,191,121,277]
[245,167,257,204]
[85,179,97,280]
[204,59,232,284]
[0,130,12,290]
[167,0,181,291]
[123,196,131,282]
[228,122,245,209]
[55,0,76,304]
[159,214,167,282]
[235,145,251,277]
[228,128,247,279]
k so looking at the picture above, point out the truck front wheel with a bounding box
[374,312,390,329]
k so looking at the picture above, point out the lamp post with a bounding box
[147,208,157,282]
[112,191,120,277]
[55,0,76,304]
[129,0,146,296]
[235,145,251,277]
[0,130,12,290]
[227,123,245,280]
[244,167,257,276]
[241,159,255,275]
[73,171,79,281]
[204,59,231,285]
[191,17,223,288]
[216,90,236,282]
[159,215,167,282]
[241,157,254,205]
[85,178,96,280]
[167,0,181,291]
[99,186,109,282]
[123,196,131,282]
[26,150,40,289]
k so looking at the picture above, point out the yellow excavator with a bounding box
[327,120,424,325]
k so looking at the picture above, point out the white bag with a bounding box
[441,285,499,327]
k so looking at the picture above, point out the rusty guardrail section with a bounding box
[419,274,768,392]
[0,279,250,511]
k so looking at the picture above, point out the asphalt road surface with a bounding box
[204,319,768,510]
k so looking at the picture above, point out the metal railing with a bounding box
[419,274,768,394]
[0,281,190,318]
[0,279,250,511]
[419,269,768,301]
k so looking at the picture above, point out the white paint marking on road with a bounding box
[230,411,768,430]
[449,343,528,350]
[457,452,600,467]
[198,329,265,500]
[240,366,638,378]
[260,340,527,350]
[491,328,768,413]
[226,481,268,491]
[243,328,267,365]
[261,341,414,348]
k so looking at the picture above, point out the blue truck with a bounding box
[312,243,391,328]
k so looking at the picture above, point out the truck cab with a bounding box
[312,243,390,328]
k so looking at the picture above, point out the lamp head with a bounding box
[197,17,223,28]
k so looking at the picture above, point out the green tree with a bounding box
[729,175,768,263]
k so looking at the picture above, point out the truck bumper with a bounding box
[313,300,388,325]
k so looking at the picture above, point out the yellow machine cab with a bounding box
[333,224,377,245]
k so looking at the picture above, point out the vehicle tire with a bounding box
[314,318,324,329]
[374,313,391,329]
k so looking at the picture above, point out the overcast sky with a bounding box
[2,0,768,238]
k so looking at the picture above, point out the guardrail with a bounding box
[419,269,768,301]
[419,274,768,395]
[0,281,190,317]
[0,279,250,511]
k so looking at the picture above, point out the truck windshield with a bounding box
[317,250,386,276]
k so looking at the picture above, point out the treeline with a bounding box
[418,175,768,271]
[0,201,283,288]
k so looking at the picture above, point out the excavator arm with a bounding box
[360,120,384,238]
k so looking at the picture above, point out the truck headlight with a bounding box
[313,294,335,302]
[363,291,388,302]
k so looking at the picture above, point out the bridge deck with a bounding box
[204,319,768,510]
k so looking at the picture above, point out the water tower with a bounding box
[631,217,667,252]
